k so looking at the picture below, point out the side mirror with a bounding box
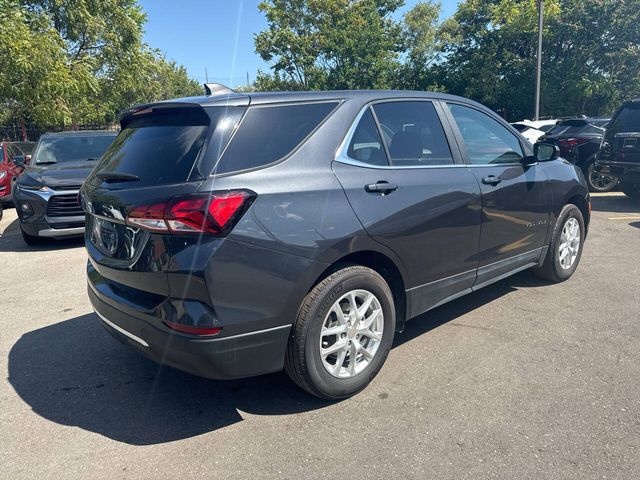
[12,155,26,167]
[534,143,560,162]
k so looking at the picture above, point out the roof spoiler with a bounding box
[204,83,236,96]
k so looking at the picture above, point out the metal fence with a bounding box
[0,124,120,142]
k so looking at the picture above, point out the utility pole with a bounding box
[205,68,209,84]
[534,0,544,120]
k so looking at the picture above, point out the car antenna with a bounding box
[204,83,236,96]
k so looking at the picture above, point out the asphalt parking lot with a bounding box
[1,193,639,479]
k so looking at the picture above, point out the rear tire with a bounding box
[20,225,46,246]
[285,266,395,399]
[586,161,617,192]
[534,204,585,283]
[621,181,640,199]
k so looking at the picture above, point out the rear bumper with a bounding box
[595,161,640,180]
[89,285,291,380]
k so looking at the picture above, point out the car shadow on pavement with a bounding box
[0,217,84,252]
[8,276,522,446]
[590,195,640,213]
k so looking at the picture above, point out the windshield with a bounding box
[33,134,116,164]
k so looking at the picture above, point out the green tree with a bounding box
[435,0,640,120]
[394,1,455,90]
[0,1,73,125]
[255,0,404,90]
[1,0,202,130]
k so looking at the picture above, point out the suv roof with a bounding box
[41,130,118,138]
[128,89,477,110]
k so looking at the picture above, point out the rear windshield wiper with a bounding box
[96,171,140,182]
[36,161,57,165]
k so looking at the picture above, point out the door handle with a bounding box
[481,175,502,186]
[365,181,398,194]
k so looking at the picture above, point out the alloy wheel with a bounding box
[319,289,384,378]
[559,217,581,270]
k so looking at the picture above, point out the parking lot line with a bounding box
[607,215,640,220]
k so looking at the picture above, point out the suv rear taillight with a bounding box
[126,190,255,236]
[558,137,591,154]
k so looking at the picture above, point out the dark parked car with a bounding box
[596,99,640,198]
[0,141,30,203]
[14,130,117,244]
[82,89,590,399]
[538,117,616,192]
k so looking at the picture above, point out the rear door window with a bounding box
[372,101,454,166]
[347,109,389,166]
[214,101,339,175]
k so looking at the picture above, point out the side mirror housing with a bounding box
[12,155,26,167]
[534,143,560,162]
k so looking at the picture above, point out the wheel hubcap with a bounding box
[559,217,581,270]
[319,289,384,378]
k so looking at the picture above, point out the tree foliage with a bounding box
[255,0,640,120]
[431,0,640,119]
[255,0,404,90]
[0,0,201,128]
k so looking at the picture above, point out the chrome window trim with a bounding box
[334,102,464,170]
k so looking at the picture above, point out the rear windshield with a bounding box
[546,121,602,136]
[95,106,245,187]
[213,101,339,175]
[33,134,116,165]
[610,105,640,132]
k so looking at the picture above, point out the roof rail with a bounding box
[204,83,236,96]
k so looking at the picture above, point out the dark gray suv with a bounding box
[81,89,590,399]
[15,130,117,244]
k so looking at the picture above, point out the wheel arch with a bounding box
[310,250,408,332]
[565,193,590,236]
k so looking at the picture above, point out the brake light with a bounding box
[127,190,255,235]
[163,321,222,336]
[558,137,591,153]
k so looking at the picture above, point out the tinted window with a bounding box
[347,109,388,166]
[34,134,116,164]
[611,105,640,131]
[539,123,557,133]
[448,104,524,164]
[372,101,453,166]
[215,101,339,174]
[511,124,529,132]
[546,121,603,136]
[95,107,238,187]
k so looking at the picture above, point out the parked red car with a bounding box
[0,141,31,203]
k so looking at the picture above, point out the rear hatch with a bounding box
[82,101,248,303]
[605,103,640,164]
[540,119,604,159]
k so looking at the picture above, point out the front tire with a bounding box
[285,266,395,399]
[534,204,585,283]
[586,161,617,192]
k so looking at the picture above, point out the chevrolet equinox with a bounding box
[81,88,590,399]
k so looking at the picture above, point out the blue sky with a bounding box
[139,0,459,87]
